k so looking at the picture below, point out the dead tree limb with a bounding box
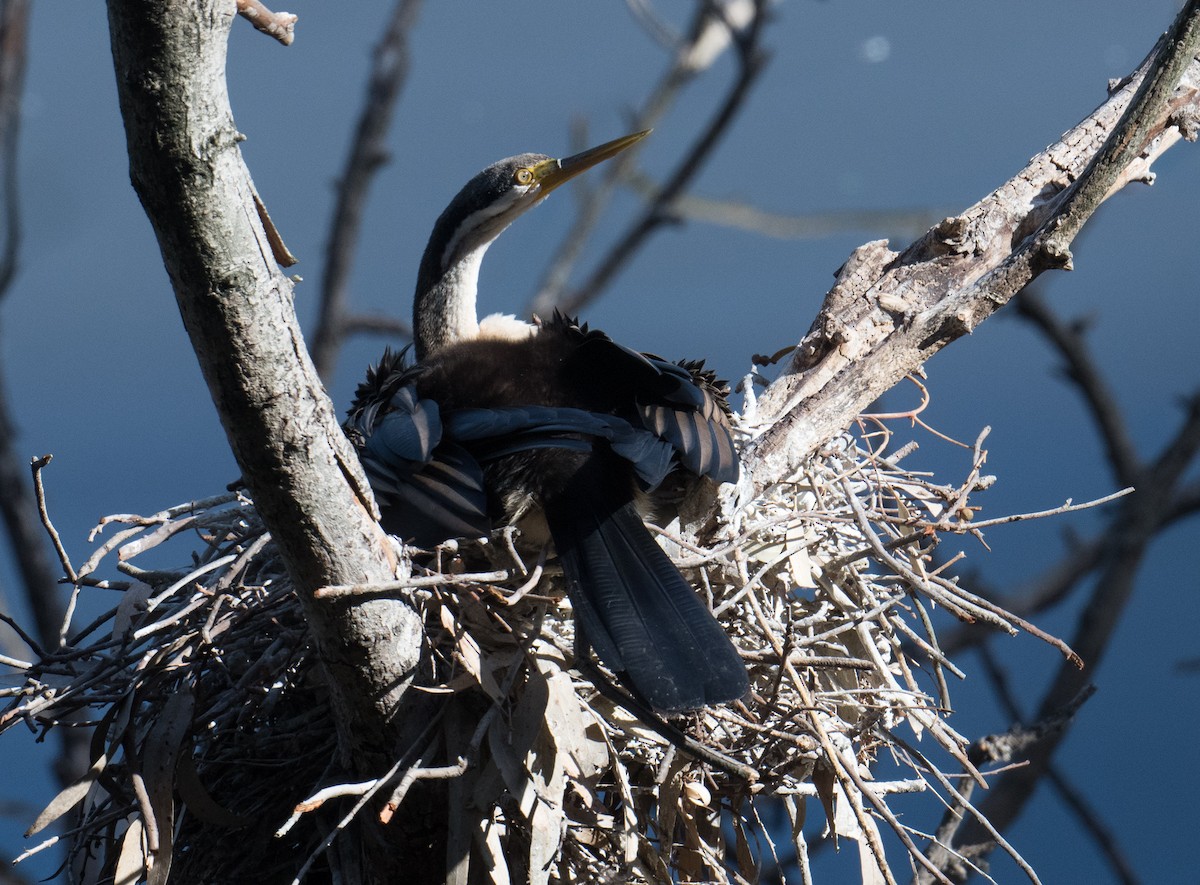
[529,0,771,318]
[732,0,1200,511]
[105,0,423,782]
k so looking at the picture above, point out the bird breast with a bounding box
[477,312,537,343]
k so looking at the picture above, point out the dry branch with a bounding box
[529,0,770,317]
[235,0,296,46]
[103,7,437,877]
[734,3,1200,508]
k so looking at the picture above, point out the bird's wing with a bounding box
[361,439,491,545]
[635,357,739,485]
[444,405,676,489]
[548,313,739,485]
[345,350,491,546]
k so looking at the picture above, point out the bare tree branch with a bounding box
[235,0,296,46]
[529,0,771,317]
[310,0,422,379]
[1016,288,1142,485]
[733,2,1200,512]
[105,0,426,794]
[628,174,942,242]
[340,310,412,341]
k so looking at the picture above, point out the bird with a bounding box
[344,131,749,712]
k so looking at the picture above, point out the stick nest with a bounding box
[2,413,1063,884]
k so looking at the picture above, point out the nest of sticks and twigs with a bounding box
[1,403,1089,885]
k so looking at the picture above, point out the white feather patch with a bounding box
[478,312,537,342]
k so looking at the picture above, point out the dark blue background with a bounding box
[2,2,1195,881]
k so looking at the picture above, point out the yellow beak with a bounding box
[533,129,651,194]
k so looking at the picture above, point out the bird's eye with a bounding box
[513,167,535,186]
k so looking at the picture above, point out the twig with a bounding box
[379,755,467,824]
[11,833,59,864]
[529,1,719,315]
[833,740,954,885]
[623,0,678,50]
[1042,762,1139,885]
[0,608,43,659]
[0,650,30,668]
[573,652,758,782]
[893,730,1042,885]
[497,547,546,606]
[627,173,940,241]
[235,0,297,46]
[534,0,771,317]
[314,569,511,600]
[943,486,1134,531]
[287,778,386,816]
[338,311,412,341]
[30,455,77,584]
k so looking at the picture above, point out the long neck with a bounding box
[412,243,490,360]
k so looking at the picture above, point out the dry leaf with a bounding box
[112,581,153,640]
[113,818,147,885]
[175,751,254,828]
[29,689,135,837]
[142,688,195,885]
[812,764,838,845]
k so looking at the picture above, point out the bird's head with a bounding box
[414,129,650,357]
[427,129,650,274]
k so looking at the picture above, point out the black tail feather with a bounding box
[546,484,747,712]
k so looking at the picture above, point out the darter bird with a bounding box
[345,131,748,712]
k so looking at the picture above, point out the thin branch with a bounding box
[30,455,77,585]
[735,1,1200,508]
[339,311,412,341]
[310,0,422,379]
[1042,763,1140,885]
[314,569,512,600]
[529,2,734,315]
[1149,392,1200,490]
[623,0,679,50]
[943,486,1134,532]
[531,0,771,318]
[1015,288,1141,486]
[627,173,941,242]
[235,0,297,46]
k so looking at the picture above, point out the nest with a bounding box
[1,410,1065,884]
